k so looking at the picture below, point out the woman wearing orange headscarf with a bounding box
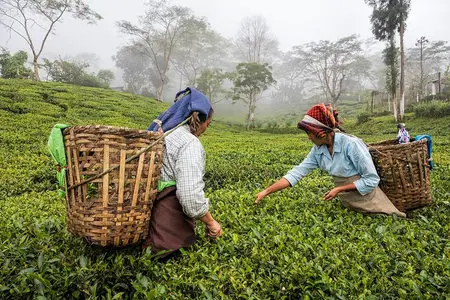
[255,104,405,217]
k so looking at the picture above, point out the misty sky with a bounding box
[1,0,449,74]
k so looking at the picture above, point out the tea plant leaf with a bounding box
[0,79,449,299]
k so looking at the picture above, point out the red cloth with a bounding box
[297,104,339,137]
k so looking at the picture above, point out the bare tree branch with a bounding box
[0,0,101,81]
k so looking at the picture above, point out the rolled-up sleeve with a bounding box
[283,148,319,186]
[175,139,209,218]
[347,141,380,195]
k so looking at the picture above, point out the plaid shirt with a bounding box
[160,125,209,218]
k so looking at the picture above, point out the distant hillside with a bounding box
[0,79,170,129]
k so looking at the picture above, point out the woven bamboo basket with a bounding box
[63,125,164,247]
[369,139,431,212]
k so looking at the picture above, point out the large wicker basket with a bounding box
[369,139,431,212]
[63,125,164,247]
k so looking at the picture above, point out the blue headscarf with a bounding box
[147,87,212,132]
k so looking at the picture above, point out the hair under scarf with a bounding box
[297,104,340,137]
[147,87,212,132]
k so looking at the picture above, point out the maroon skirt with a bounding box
[144,186,196,254]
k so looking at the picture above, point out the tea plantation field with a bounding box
[0,79,449,299]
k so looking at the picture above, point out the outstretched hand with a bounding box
[255,190,268,204]
[323,187,341,201]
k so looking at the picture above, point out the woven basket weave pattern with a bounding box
[63,125,164,247]
[369,139,431,212]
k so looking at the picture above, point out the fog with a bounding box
[1,0,449,121]
[2,0,448,65]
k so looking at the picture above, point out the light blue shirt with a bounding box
[284,133,380,195]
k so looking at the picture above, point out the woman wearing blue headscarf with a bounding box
[144,87,222,258]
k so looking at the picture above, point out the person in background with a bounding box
[397,123,410,144]
[144,87,222,258]
[255,104,406,218]
[397,124,433,169]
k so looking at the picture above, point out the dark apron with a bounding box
[144,186,196,254]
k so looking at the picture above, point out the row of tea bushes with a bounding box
[0,79,448,298]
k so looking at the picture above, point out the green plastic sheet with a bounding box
[47,124,70,197]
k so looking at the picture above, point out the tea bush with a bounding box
[414,101,450,118]
[0,79,449,299]
[356,112,372,124]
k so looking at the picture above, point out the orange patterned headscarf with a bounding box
[297,104,340,137]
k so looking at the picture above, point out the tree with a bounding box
[292,35,364,104]
[415,36,428,97]
[366,51,388,92]
[48,59,87,83]
[398,0,410,121]
[96,70,114,86]
[0,49,32,78]
[170,19,230,87]
[408,39,450,97]
[228,62,276,129]
[195,68,227,104]
[117,0,199,100]
[0,0,102,81]
[422,41,450,72]
[113,44,155,94]
[365,0,411,121]
[445,66,450,94]
[45,58,111,88]
[235,15,279,63]
[271,51,308,105]
[41,57,54,80]
[383,40,398,112]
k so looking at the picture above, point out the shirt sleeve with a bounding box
[283,147,319,186]
[174,139,209,219]
[347,139,380,195]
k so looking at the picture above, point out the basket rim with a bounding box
[369,138,427,150]
[64,124,151,133]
